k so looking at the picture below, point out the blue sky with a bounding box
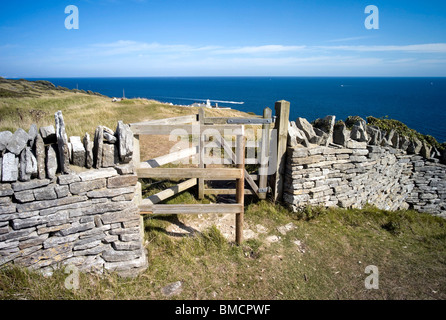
[1,0,446,77]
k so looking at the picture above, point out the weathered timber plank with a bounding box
[140,146,198,169]
[130,124,243,135]
[136,167,242,179]
[130,114,198,126]
[141,178,197,207]
[139,204,243,215]
[258,107,272,200]
[203,189,253,195]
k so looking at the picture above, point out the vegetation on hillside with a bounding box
[0,197,445,300]
[367,116,444,150]
[0,78,251,138]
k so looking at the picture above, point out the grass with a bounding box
[1,197,445,300]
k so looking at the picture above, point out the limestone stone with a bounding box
[11,178,50,192]
[350,124,368,142]
[58,221,95,236]
[366,126,381,145]
[290,147,308,158]
[58,174,81,185]
[70,178,106,195]
[55,111,70,174]
[70,136,86,167]
[33,185,57,201]
[78,167,118,181]
[2,153,19,182]
[19,147,37,182]
[102,143,118,167]
[107,174,138,188]
[100,206,139,224]
[12,215,43,230]
[0,131,13,152]
[386,130,395,145]
[420,142,432,159]
[288,121,309,147]
[116,121,133,163]
[93,126,104,168]
[120,233,141,242]
[101,249,139,262]
[104,255,147,275]
[6,128,29,155]
[399,136,410,151]
[103,126,114,136]
[295,117,318,144]
[345,140,367,149]
[54,185,70,198]
[0,227,34,242]
[83,133,93,169]
[103,132,117,144]
[35,134,46,179]
[114,163,135,175]
[14,190,35,203]
[112,241,141,251]
[313,115,335,145]
[28,124,38,148]
[42,233,78,249]
[39,125,56,144]
[18,234,48,250]
[73,240,102,251]
[15,195,88,213]
[0,184,13,197]
[312,127,328,146]
[407,138,423,154]
[332,122,349,147]
[441,150,446,165]
[87,184,135,198]
[390,131,400,148]
[46,144,58,179]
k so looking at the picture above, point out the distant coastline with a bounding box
[7,76,446,143]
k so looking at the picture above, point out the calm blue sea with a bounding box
[28,77,446,143]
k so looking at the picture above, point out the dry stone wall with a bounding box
[0,112,146,277]
[285,116,446,218]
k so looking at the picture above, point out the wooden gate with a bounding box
[129,100,290,245]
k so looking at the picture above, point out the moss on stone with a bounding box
[366,116,444,150]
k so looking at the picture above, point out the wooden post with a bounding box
[271,100,290,202]
[132,134,145,245]
[198,108,205,199]
[235,133,245,245]
[258,107,272,200]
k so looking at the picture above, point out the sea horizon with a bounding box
[16,76,446,143]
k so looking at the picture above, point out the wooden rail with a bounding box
[136,167,243,179]
[141,178,197,207]
[140,204,243,215]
